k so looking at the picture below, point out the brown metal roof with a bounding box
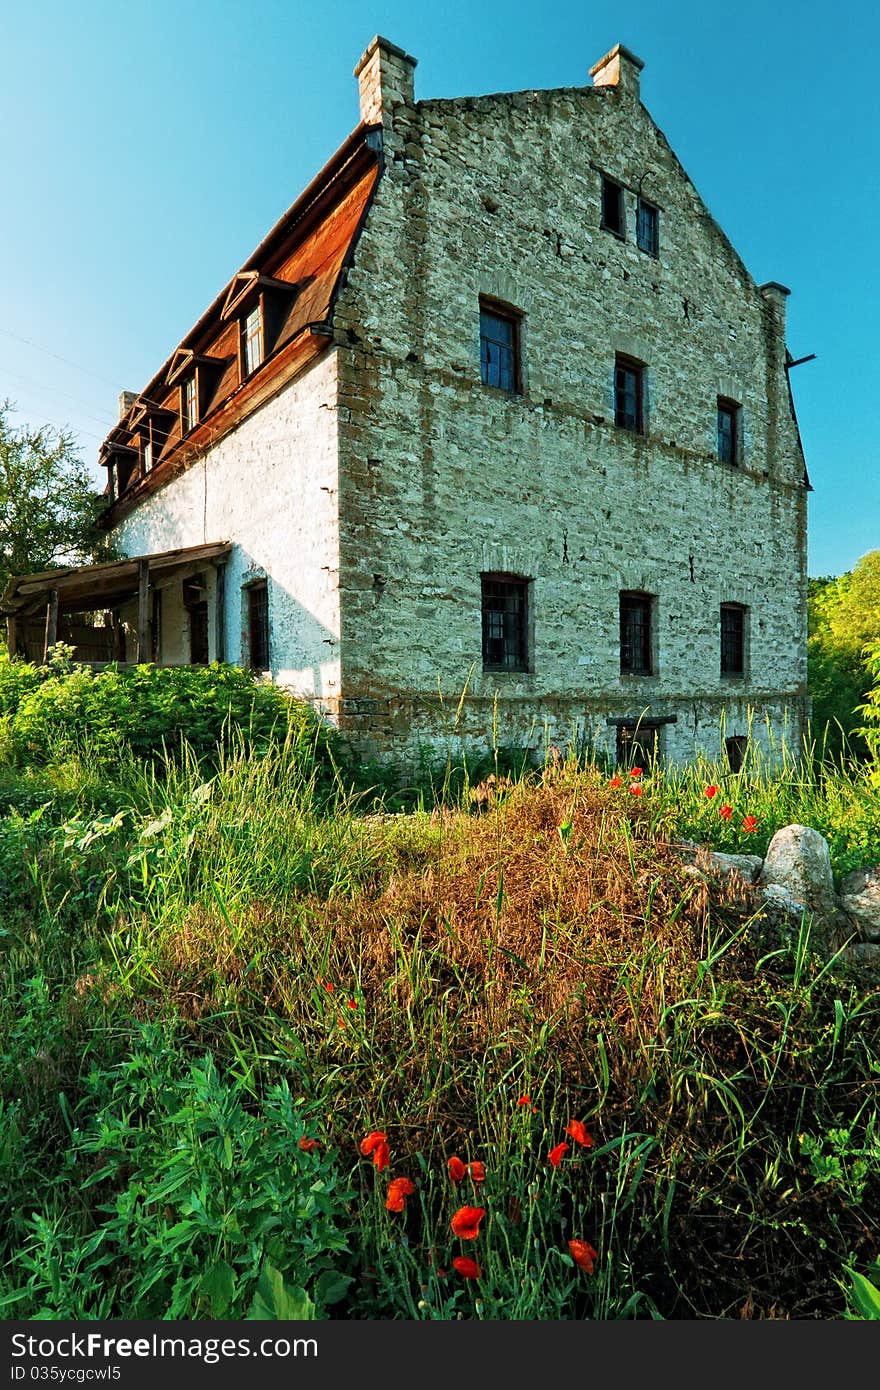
[1,542,232,617]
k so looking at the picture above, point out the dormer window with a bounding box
[182,374,198,434]
[242,305,264,375]
[143,438,153,474]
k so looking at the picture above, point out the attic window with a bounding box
[601,176,625,238]
[637,198,659,257]
[242,304,264,376]
[182,374,198,434]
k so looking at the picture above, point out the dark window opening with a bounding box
[721,603,746,677]
[615,355,645,434]
[151,589,162,664]
[481,574,529,672]
[637,198,659,256]
[183,573,209,665]
[620,591,653,675]
[725,734,748,773]
[616,723,658,768]
[247,581,270,672]
[601,176,624,237]
[717,398,740,465]
[479,301,520,393]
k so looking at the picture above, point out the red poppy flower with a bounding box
[360,1130,387,1157]
[385,1176,415,1212]
[468,1160,486,1184]
[450,1205,485,1240]
[298,1137,320,1153]
[347,998,358,1009]
[373,1140,390,1172]
[447,1154,466,1182]
[564,1119,594,1149]
[629,767,643,778]
[608,776,623,789]
[548,1142,570,1168]
[568,1239,597,1274]
[719,804,733,820]
[453,1256,482,1280]
[704,785,719,799]
[742,815,759,833]
[322,979,334,992]
[629,784,643,797]
[517,1094,534,1109]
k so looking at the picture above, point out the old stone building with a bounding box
[2,37,810,766]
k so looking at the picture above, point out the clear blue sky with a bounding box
[1,0,877,577]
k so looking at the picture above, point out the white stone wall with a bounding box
[331,75,809,764]
[113,352,341,703]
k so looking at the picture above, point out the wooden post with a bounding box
[43,590,59,661]
[6,614,18,659]
[136,559,150,663]
[214,562,226,663]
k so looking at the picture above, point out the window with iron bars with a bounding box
[479,300,520,393]
[720,603,746,677]
[620,591,653,675]
[247,580,270,671]
[481,574,529,672]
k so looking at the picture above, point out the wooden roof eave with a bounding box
[0,542,233,616]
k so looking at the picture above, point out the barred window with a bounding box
[479,301,520,393]
[247,581,270,672]
[601,175,624,236]
[721,603,746,677]
[620,591,653,675]
[615,354,645,434]
[717,398,740,465]
[481,574,529,672]
[637,198,659,256]
[242,304,264,376]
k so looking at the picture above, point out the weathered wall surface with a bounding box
[113,351,342,702]
[332,50,809,763]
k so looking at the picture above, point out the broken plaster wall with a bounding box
[112,351,342,703]
[332,65,809,764]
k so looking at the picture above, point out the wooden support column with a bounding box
[43,590,59,661]
[6,614,18,659]
[136,559,151,663]
[214,561,226,663]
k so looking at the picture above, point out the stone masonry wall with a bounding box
[113,351,342,703]
[331,49,809,765]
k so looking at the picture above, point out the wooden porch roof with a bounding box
[0,542,232,618]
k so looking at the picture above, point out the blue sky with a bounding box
[1,0,877,576]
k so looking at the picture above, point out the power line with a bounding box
[0,327,128,392]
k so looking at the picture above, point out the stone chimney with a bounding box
[759,281,791,335]
[354,35,417,127]
[589,43,644,101]
[118,390,138,422]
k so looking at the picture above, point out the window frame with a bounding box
[619,590,655,677]
[600,175,625,239]
[246,579,270,673]
[181,373,199,435]
[479,298,522,395]
[720,602,747,679]
[241,301,265,377]
[481,572,530,673]
[717,397,741,465]
[614,354,646,435]
[636,197,659,257]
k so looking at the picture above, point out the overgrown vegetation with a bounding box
[808,552,880,760]
[0,658,878,1320]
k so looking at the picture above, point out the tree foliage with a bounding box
[0,401,110,598]
[808,552,880,760]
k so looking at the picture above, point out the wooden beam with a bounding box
[136,560,150,663]
[6,614,18,659]
[43,590,59,661]
[214,561,226,663]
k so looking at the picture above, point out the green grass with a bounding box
[1,706,879,1320]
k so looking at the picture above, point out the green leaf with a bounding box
[247,1260,315,1321]
[847,1269,880,1320]
[315,1269,353,1307]
[201,1260,236,1317]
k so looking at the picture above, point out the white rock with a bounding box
[758,825,837,923]
[709,852,763,884]
[838,865,880,943]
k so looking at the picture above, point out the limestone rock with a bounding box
[709,852,763,884]
[836,942,880,972]
[758,825,837,923]
[838,865,880,943]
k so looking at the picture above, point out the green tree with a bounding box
[808,551,880,760]
[0,401,110,600]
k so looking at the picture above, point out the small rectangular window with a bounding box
[721,603,746,677]
[725,734,748,772]
[182,374,198,434]
[481,574,528,671]
[479,301,520,393]
[247,580,270,672]
[717,398,740,465]
[637,198,659,256]
[616,723,657,768]
[143,439,153,474]
[601,176,624,237]
[242,304,264,376]
[620,592,654,675]
[615,355,645,434]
